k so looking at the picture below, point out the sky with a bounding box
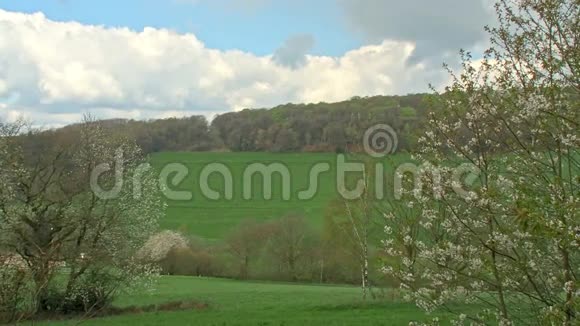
[0,0,495,127]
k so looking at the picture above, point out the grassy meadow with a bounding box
[33,152,475,325]
[151,152,412,240]
[41,276,472,326]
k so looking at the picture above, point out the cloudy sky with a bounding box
[0,0,495,127]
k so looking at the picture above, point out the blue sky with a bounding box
[0,0,494,127]
[0,0,360,56]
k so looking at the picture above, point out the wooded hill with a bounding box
[26,93,430,154]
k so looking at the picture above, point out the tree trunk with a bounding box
[319,258,324,283]
[240,255,249,279]
[560,247,576,324]
[288,254,297,281]
[31,257,52,313]
[361,241,369,301]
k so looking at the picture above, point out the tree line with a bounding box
[139,208,389,290]
[28,94,429,154]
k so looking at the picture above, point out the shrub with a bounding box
[40,270,118,315]
[160,247,220,277]
[0,263,30,323]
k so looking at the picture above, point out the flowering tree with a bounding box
[0,116,163,316]
[137,230,190,263]
[381,0,578,324]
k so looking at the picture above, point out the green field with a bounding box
[41,276,468,325]
[151,152,412,240]
[44,153,460,325]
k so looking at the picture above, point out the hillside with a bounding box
[151,152,413,240]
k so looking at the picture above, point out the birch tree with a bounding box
[332,163,380,301]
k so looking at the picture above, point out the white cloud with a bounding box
[0,9,451,127]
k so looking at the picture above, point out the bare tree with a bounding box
[225,219,271,279]
[267,214,313,281]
